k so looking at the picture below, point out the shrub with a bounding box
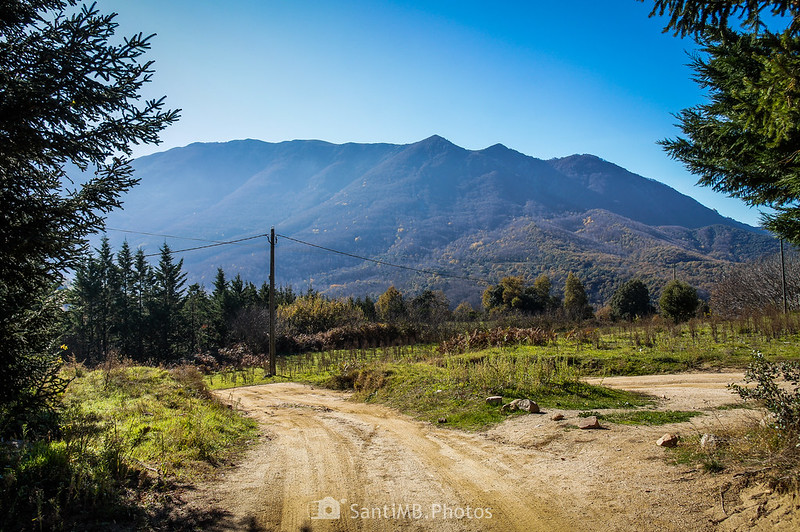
[609,279,653,321]
[659,280,699,324]
[731,351,800,437]
[438,327,555,354]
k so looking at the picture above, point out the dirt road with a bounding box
[193,373,798,531]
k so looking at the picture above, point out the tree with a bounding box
[563,272,593,320]
[151,244,187,360]
[711,251,800,316]
[609,279,653,321]
[0,0,177,433]
[660,280,699,323]
[409,290,451,325]
[643,1,800,242]
[376,286,406,323]
[481,276,555,314]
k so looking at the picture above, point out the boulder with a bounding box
[550,413,565,421]
[486,396,503,406]
[512,398,540,413]
[656,433,679,447]
[501,398,540,414]
[577,416,601,429]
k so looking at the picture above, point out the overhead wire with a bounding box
[142,233,269,257]
[106,227,234,244]
[276,233,489,285]
[107,227,489,285]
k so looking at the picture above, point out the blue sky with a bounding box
[104,0,766,226]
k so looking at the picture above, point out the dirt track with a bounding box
[193,373,800,531]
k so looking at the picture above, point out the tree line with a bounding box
[64,239,716,364]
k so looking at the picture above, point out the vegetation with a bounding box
[588,410,701,426]
[732,350,800,437]
[645,0,800,242]
[563,272,593,320]
[0,361,255,530]
[609,279,653,321]
[712,250,800,316]
[0,0,178,437]
[660,280,699,324]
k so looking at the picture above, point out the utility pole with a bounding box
[781,238,788,315]
[269,227,277,376]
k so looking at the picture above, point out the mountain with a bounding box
[97,136,775,307]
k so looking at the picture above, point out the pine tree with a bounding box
[0,0,177,433]
[152,244,187,360]
[644,1,800,241]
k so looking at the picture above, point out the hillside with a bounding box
[99,136,775,306]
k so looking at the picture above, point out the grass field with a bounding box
[206,314,800,430]
[0,363,257,530]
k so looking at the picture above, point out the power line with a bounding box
[144,233,268,257]
[108,226,491,286]
[106,227,254,246]
[276,233,489,285]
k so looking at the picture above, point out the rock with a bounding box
[656,433,679,447]
[511,398,540,413]
[437,417,447,424]
[486,396,503,406]
[577,416,601,429]
[550,413,565,421]
[700,433,723,450]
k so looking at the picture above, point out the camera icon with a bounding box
[309,496,341,520]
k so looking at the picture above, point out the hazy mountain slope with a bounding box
[99,136,775,305]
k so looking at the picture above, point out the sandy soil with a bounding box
[188,373,800,531]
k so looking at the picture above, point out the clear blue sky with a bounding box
[103,0,766,226]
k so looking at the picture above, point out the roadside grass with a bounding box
[0,363,257,531]
[579,409,703,426]
[343,355,651,430]
[204,313,800,432]
[667,420,800,487]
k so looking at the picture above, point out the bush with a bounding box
[279,295,364,335]
[438,327,555,354]
[609,279,653,321]
[659,280,699,324]
[731,351,800,437]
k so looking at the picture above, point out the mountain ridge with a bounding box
[97,136,774,307]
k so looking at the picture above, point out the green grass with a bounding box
[592,410,703,426]
[204,314,800,432]
[346,358,650,430]
[0,363,257,530]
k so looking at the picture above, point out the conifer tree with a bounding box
[151,244,186,359]
[133,248,154,359]
[644,0,800,241]
[0,0,177,433]
[116,241,138,356]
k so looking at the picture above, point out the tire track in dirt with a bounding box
[207,384,568,531]
[195,374,795,531]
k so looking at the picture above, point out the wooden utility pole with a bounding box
[269,227,277,376]
[781,238,788,315]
